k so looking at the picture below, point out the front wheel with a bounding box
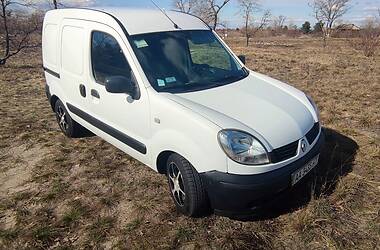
[166,154,209,217]
[54,100,85,138]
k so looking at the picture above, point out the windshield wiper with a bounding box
[159,85,187,92]
[159,72,248,94]
[160,82,221,93]
[217,71,248,84]
[184,81,235,93]
[210,75,238,85]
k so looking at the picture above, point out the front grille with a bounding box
[306,122,320,145]
[270,123,320,163]
[271,140,299,163]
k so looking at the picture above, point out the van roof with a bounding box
[48,8,210,35]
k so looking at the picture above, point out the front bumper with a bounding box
[200,131,325,216]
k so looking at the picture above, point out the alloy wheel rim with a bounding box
[168,162,186,206]
[57,106,68,132]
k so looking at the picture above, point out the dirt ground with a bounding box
[0,37,379,249]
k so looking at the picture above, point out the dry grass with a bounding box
[0,37,379,249]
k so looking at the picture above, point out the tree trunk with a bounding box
[1,0,10,65]
[322,27,328,47]
[212,13,218,30]
[245,15,249,47]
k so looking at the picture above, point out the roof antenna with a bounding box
[150,0,180,29]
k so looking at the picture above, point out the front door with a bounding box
[85,23,151,164]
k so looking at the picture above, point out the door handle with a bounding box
[79,84,86,97]
[91,89,100,99]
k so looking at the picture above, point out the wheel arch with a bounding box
[156,150,177,174]
[50,94,59,111]
[151,128,227,174]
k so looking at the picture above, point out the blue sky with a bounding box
[71,0,380,27]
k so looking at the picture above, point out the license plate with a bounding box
[291,155,319,186]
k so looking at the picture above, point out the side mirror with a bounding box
[105,75,139,99]
[238,55,246,65]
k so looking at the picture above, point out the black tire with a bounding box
[166,153,209,217]
[54,99,85,138]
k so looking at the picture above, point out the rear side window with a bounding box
[91,31,131,85]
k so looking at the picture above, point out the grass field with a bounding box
[0,37,379,249]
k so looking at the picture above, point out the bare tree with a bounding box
[45,0,88,9]
[44,0,62,9]
[273,15,286,30]
[238,0,259,46]
[172,0,196,13]
[352,17,380,57]
[238,0,270,46]
[310,0,351,46]
[0,0,40,65]
[194,0,231,30]
[361,19,380,57]
[252,10,271,39]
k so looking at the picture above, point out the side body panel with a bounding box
[42,11,152,167]
[42,13,62,103]
[59,19,90,116]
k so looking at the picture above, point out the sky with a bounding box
[43,0,380,27]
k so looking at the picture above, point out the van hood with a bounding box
[164,72,317,149]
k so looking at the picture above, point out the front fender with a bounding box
[150,128,227,173]
[149,91,227,173]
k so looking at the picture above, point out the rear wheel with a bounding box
[54,100,85,138]
[166,154,209,217]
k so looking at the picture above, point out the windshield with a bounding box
[130,30,248,93]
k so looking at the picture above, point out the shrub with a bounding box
[352,19,380,57]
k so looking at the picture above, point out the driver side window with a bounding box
[91,31,131,85]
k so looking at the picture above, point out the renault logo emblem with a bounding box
[301,139,307,152]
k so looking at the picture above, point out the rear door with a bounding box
[59,19,90,115]
[85,22,151,164]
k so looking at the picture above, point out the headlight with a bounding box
[218,130,269,165]
[306,94,320,120]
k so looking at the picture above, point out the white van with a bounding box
[42,8,324,217]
